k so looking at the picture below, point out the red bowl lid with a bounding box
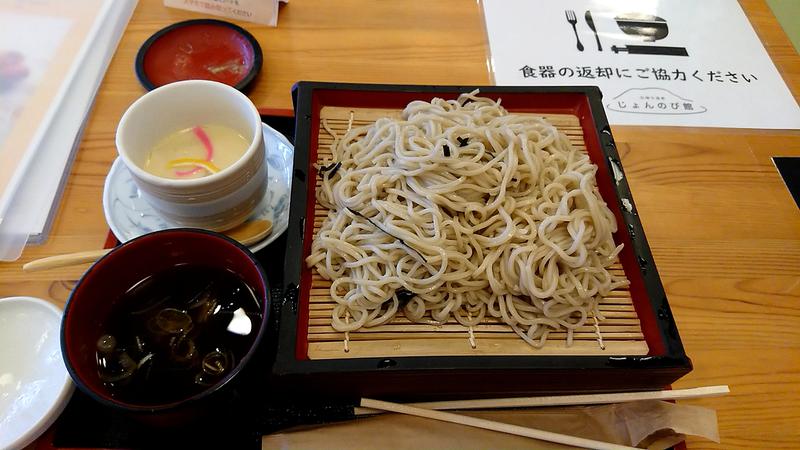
[135,19,262,91]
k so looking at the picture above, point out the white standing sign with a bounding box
[164,0,281,26]
[483,0,800,129]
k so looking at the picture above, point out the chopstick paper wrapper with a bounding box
[262,400,720,450]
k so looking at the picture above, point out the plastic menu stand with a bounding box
[0,0,138,260]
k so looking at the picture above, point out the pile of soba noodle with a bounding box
[306,91,628,347]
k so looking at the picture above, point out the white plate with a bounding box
[0,297,74,450]
[103,122,293,252]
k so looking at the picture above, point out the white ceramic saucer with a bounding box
[0,297,74,450]
[103,122,293,252]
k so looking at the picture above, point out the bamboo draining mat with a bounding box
[306,106,648,359]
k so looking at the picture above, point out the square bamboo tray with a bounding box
[271,82,691,399]
[307,106,647,359]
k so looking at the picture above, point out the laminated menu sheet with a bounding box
[482,0,800,129]
[0,0,137,260]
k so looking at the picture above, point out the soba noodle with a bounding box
[306,91,628,348]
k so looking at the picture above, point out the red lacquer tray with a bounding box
[271,82,692,400]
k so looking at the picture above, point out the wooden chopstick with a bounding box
[22,249,111,272]
[360,397,638,450]
[355,385,729,416]
[21,220,273,272]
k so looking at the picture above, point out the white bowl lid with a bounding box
[0,297,74,450]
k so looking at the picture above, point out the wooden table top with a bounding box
[3,0,799,448]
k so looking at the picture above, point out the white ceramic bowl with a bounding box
[115,80,267,231]
[0,297,74,450]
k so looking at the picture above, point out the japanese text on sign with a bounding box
[519,65,758,83]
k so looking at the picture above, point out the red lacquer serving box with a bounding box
[270,82,692,400]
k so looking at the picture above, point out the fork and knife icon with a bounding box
[566,10,601,52]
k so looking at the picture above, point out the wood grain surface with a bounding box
[1,1,799,448]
